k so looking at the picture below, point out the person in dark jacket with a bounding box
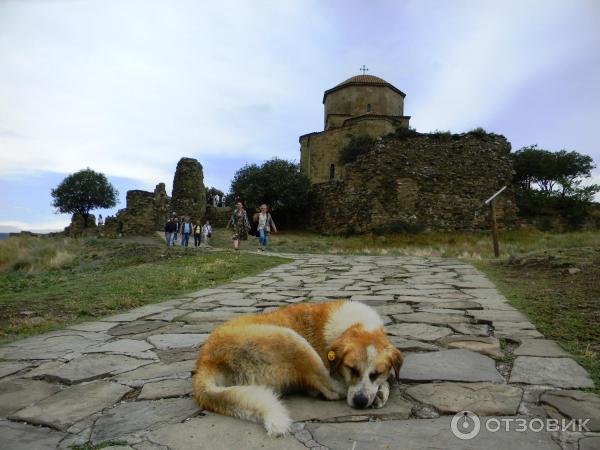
[164,219,177,247]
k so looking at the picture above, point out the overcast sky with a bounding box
[1,0,599,231]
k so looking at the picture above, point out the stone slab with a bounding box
[10,380,131,430]
[138,379,193,400]
[147,333,209,350]
[386,323,452,342]
[440,335,502,359]
[0,378,62,416]
[405,382,522,415]
[113,360,195,387]
[146,416,306,449]
[285,386,411,422]
[108,320,170,336]
[0,333,106,360]
[400,349,503,382]
[392,312,469,324]
[448,323,491,336]
[85,339,154,354]
[388,335,438,352]
[513,339,570,358]
[0,419,66,450]
[468,309,529,324]
[29,353,151,384]
[68,321,119,332]
[90,397,198,444]
[218,297,257,307]
[579,437,600,450]
[0,361,30,378]
[305,417,560,450]
[540,389,600,431]
[374,304,413,315]
[510,357,594,388]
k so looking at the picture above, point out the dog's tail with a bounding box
[193,365,291,436]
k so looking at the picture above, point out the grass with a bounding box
[209,226,600,259]
[0,235,288,343]
[477,249,600,394]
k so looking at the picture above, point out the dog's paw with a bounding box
[373,382,390,409]
[264,411,292,437]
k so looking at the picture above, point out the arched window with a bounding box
[329,164,335,179]
[366,103,372,112]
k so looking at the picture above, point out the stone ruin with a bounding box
[311,132,518,234]
[96,157,208,237]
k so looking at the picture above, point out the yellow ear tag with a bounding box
[327,351,336,361]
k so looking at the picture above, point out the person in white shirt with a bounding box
[253,204,277,252]
[202,220,213,245]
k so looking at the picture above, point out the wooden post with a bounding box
[490,200,500,257]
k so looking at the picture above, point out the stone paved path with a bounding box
[1,254,599,450]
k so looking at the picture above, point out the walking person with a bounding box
[193,221,202,247]
[202,220,213,245]
[180,216,192,247]
[173,217,180,244]
[164,218,176,247]
[254,204,277,252]
[227,201,251,252]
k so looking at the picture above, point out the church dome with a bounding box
[323,74,405,103]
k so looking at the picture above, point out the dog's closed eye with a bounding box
[348,366,360,378]
[369,371,381,382]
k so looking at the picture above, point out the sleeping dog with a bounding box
[193,300,403,436]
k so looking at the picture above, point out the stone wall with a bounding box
[106,183,171,236]
[311,133,518,234]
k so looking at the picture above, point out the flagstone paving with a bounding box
[0,253,598,449]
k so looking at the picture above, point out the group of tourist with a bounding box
[208,192,226,207]
[164,213,212,247]
[164,201,277,252]
[228,201,277,252]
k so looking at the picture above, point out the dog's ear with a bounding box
[389,347,404,383]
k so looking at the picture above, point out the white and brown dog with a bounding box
[193,300,403,436]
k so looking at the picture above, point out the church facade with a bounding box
[300,73,518,233]
[300,74,411,183]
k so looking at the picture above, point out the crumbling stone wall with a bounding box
[171,158,206,221]
[110,183,172,236]
[311,133,518,234]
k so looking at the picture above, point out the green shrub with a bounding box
[467,127,489,138]
[340,134,376,164]
[393,126,419,140]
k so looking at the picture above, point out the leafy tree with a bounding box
[51,168,118,223]
[229,158,312,228]
[512,146,599,228]
[340,134,375,164]
[513,145,597,196]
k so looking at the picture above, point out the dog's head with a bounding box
[328,324,403,409]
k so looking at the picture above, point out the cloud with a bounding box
[0,0,332,184]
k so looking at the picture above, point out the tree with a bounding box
[513,145,597,196]
[512,146,599,228]
[229,159,312,227]
[51,168,118,223]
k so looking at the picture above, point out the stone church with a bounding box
[300,74,411,183]
[300,73,517,233]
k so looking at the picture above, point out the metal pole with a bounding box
[490,200,500,257]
